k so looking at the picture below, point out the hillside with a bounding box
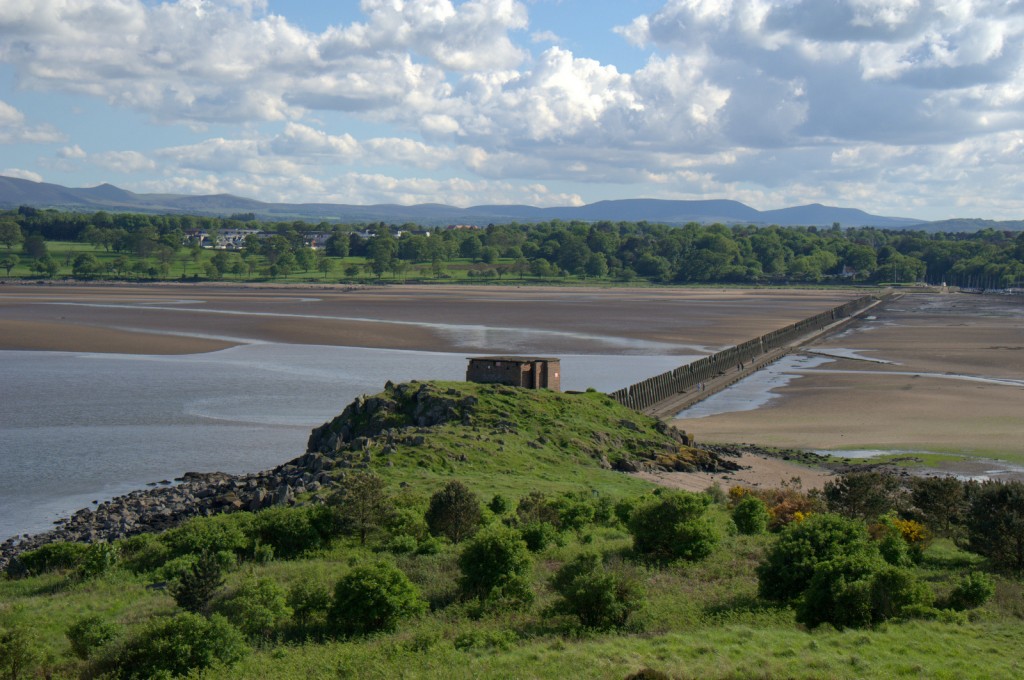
[1,382,1022,679]
[0,174,925,227]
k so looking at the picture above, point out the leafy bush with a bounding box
[215,577,292,642]
[288,576,332,631]
[757,512,873,602]
[250,505,330,559]
[78,542,120,579]
[327,561,427,637]
[118,533,171,574]
[161,513,252,559]
[549,553,645,629]
[385,507,430,542]
[108,612,247,679]
[519,521,561,552]
[628,491,719,562]
[458,525,534,607]
[488,494,510,515]
[0,619,40,680]
[170,551,226,614]
[549,492,595,531]
[425,481,482,543]
[796,551,932,629]
[516,491,561,526]
[12,541,89,576]
[967,481,1024,571]
[946,572,996,611]
[732,496,771,535]
[66,615,119,660]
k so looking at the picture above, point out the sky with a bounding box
[2,1,1024,221]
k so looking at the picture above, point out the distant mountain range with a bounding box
[0,174,1017,231]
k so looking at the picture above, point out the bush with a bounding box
[549,492,596,531]
[757,512,872,602]
[170,551,226,614]
[946,572,996,611]
[386,507,430,542]
[215,577,292,643]
[66,615,119,660]
[78,542,119,579]
[327,561,427,637]
[732,496,771,535]
[425,481,482,543]
[628,491,719,562]
[118,533,171,574]
[519,522,561,552]
[12,541,89,576]
[288,576,332,631]
[488,494,510,515]
[0,619,40,680]
[250,505,330,559]
[109,612,247,679]
[458,525,534,607]
[161,514,252,559]
[549,553,645,629]
[967,481,1024,571]
[516,491,561,526]
[911,476,969,535]
[796,551,932,629]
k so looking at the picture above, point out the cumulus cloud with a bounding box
[0,99,63,143]
[1,168,43,182]
[93,150,157,172]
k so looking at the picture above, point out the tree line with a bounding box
[3,206,1024,286]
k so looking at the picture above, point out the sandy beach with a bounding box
[674,292,1024,461]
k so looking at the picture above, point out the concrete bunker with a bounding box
[466,356,561,391]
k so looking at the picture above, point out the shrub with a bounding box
[161,513,252,559]
[0,619,40,680]
[288,576,332,631]
[549,492,596,532]
[796,552,932,629]
[386,507,430,542]
[215,577,292,643]
[458,525,534,607]
[250,505,329,559]
[757,512,873,602]
[170,551,226,614]
[327,561,427,637]
[66,615,119,660]
[425,481,482,543]
[109,612,247,679]
[12,541,89,576]
[732,496,771,535]
[516,491,561,526]
[520,522,561,552]
[823,471,905,521]
[78,542,119,579]
[488,494,510,515]
[118,533,171,574]
[627,491,719,562]
[549,553,645,630]
[946,572,996,611]
[967,481,1024,571]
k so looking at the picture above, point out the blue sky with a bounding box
[2,0,1024,221]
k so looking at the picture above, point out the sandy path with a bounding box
[633,453,834,493]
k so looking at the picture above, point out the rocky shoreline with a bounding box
[0,450,344,573]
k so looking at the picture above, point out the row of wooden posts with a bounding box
[607,294,881,412]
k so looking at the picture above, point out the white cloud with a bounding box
[59,144,87,159]
[93,150,156,172]
[0,99,63,143]
[1,168,43,182]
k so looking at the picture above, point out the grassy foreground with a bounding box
[2,382,1022,679]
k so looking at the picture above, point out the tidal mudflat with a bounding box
[1,283,862,539]
[674,293,1024,475]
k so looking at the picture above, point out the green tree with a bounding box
[824,471,905,521]
[0,220,23,250]
[549,553,645,629]
[911,476,968,535]
[732,495,771,535]
[327,562,426,637]
[20,234,46,259]
[170,551,226,614]
[215,577,292,643]
[72,253,100,277]
[334,471,394,545]
[0,254,18,276]
[31,255,60,278]
[112,612,247,679]
[967,481,1024,571]
[425,480,482,543]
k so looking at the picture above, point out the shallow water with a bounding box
[1,345,691,539]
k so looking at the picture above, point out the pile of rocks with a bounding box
[0,451,344,572]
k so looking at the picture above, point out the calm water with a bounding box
[2,345,691,539]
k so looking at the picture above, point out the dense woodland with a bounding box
[2,206,1024,287]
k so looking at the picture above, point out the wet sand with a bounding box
[0,283,860,356]
[675,293,1024,460]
